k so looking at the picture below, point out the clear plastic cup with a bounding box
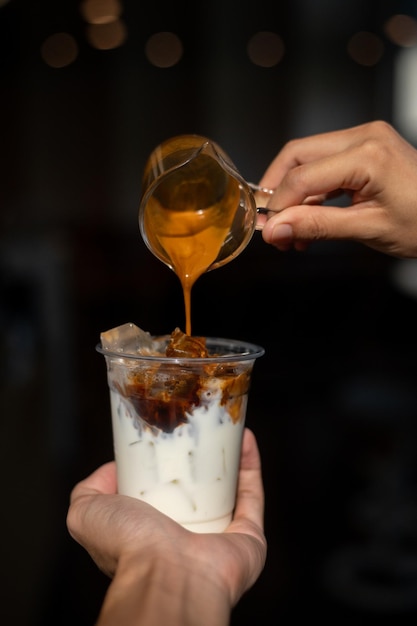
[97,336,264,533]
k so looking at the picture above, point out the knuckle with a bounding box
[307,213,328,240]
[358,136,391,167]
[367,119,393,136]
[285,164,311,196]
[359,120,398,164]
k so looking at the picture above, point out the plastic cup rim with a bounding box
[95,336,265,364]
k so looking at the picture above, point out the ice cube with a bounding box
[100,322,157,355]
[166,327,208,358]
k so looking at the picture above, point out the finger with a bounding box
[67,462,120,562]
[70,461,118,503]
[231,428,264,531]
[262,203,385,249]
[255,193,333,230]
[259,122,380,189]
[266,143,380,215]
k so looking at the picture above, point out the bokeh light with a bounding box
[41,32,79,68]
[384,14,417,47]
[347,31,384,66]
[86,19,127,50]
[80,0,122,25]
[145,32,183,68]
[247,31,285,67]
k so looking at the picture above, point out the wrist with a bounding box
[97,548,231,626]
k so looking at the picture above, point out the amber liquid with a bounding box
[142,155,241,335]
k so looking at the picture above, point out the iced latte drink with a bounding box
[97,324,264,533]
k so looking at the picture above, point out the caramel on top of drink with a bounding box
[165,327,208,358]
[113,328,252,433]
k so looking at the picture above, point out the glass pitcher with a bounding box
[138,134,259,277]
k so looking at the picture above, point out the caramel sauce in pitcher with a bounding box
[142,154,242,336]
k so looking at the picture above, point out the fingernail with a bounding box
[271,223,293,242]
[255,213,266,231]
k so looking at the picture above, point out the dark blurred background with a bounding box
[2,0,417,624]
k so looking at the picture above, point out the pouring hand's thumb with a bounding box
[260,204,363,252]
